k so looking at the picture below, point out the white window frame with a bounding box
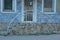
[22,0,37,23]
[42,0,56,14]
[37,0,56,14]
[1,0,16,13]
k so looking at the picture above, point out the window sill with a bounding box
[1,11,17,13]
[43,12,56,14]
[22,21,36,23]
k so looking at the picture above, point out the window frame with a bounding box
[42,0,56,14]
[1,0,16,13]
[37,0,56,14]
[22,0,37,23]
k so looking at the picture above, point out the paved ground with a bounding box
[0,34,60,40]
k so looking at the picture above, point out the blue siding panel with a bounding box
[0,1,60,23]
[0,2,22,22]
[37,12,60,23]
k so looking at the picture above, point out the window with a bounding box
[1,0,16,13]
[22,0,37,22]
[24,0,33,21]
[4,0,12,11]
[24,11,33,21]
[37,0,56,13]
[22,0,36,22]
[44,0,54,12]
[24,0,33,10]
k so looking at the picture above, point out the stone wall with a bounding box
[0,23,60,35]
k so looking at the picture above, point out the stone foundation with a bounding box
[0,23,60,35]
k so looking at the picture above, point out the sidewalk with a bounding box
[0,34,60,40]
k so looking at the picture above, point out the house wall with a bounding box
[0,0,60,35]
[0,0,60,23]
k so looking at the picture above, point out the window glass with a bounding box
[24,0,33,21]
[24,0,33,10]
[24,11,33,21]
[44,0,54,12]
[4,0,12,11]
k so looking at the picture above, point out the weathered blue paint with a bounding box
[37,12,60,23]
[0,1,22,23]
[0,0,60,23]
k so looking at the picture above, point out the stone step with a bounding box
[0,31,8,36]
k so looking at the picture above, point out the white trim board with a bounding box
[1,0,16,13]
